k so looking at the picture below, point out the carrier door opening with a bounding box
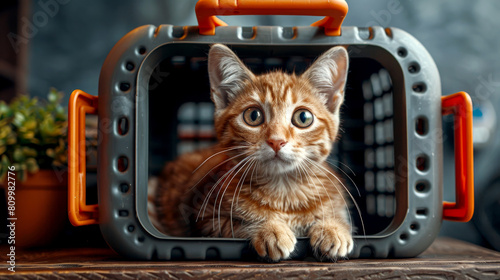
[144,44,404,238]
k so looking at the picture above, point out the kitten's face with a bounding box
[208,45,349,175]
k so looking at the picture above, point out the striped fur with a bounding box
[155,44,352,261]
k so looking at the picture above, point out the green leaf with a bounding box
[6,135,16,145]
[0,155,10,180]
[23,119,37,130]
[46,148,55,157]
[0,125,11,138]
[0,101,10,117]
[13,147,24,162]
[48,90,58,103]
[13,112,25,127]
[26,158,39,173]
[22,147,37,157]
[1,88,68,176]
[19,168,26,182]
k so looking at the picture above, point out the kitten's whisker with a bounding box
[300,161,333,233]
[301,162,333,245]
[284,166,292,187]
[296,162,304,185]
[230,158,256,238]
[196,153,246,222]
[305,159,353,217]
[326,159,361,197]
[207,156,251,229]
[304,162,340,232]
[306,160,357,247]
[297,163,320,204]
[194,151,252,222]
[192,146,248,174]
[327,159,356,176]
[216,157,252,236]
[305,158,366,238]
[297,162,328,240]
[200,158,245,223]
[235,159,256,208]
[189,151,248,192]
[248,161,261,194]
[196,154,250,222]
[211,156,251,222]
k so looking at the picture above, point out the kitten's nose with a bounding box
[267,139,287,153]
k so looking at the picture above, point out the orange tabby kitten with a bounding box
[154,44,353,261]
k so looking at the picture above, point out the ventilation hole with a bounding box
[410,223,419,231]
[120,183,130,193]
[118,210,129,217]
[388,246,396,258]
[206,248,220,260]
[151,249,159,260]
[384,27,393,38]
[415,117,429,136]
[412,82,427,93]
[408,62,420,74]
[125,62,135,71]
[282,27,295,39]
[172,26,185,38]
[117,156,129,172]
[138,46,147,55]
[416,181,430,193]
[416,155,429,172]
[397,47,408,57]
[119,82,131,92]
[127,225,135,232]
[359,246,374,258]
[358,27,373,40]
[154,26,161,38]
[400,233,408,241]
[171,248,184,260]
[117,117,129,135]
[241,26,254,39]
[137,236,145,243]
[416,208,428,217]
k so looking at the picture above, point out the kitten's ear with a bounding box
[208,44,255,110]
[303,46,349,113]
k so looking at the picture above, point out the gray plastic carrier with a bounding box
[68,2,474,261]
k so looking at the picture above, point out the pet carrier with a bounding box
[68,0,473,260]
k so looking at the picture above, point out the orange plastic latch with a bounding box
[441,92,474,222]
[196,0,348,36]
[68,90,99,226]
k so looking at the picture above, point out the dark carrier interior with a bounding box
[147,45,400,236]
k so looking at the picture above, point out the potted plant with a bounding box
[0,88,68,248]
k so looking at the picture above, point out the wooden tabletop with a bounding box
[1,238,500,279]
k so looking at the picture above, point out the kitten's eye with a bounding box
[243,107,264,126]
[292,109,314,128]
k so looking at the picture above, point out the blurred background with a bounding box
[0,0,499,250]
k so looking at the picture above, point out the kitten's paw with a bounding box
[251,223,297,262]
[310,223,353,261]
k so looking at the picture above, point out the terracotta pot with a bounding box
[1,169,68,248]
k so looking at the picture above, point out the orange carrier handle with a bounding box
[68,90,99,226]
[195,0,348,36]
[441,92,474,222]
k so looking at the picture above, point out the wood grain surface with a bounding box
[1,238,499,279]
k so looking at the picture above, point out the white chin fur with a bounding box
[264,158,297,174]
[257,145,299,175]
